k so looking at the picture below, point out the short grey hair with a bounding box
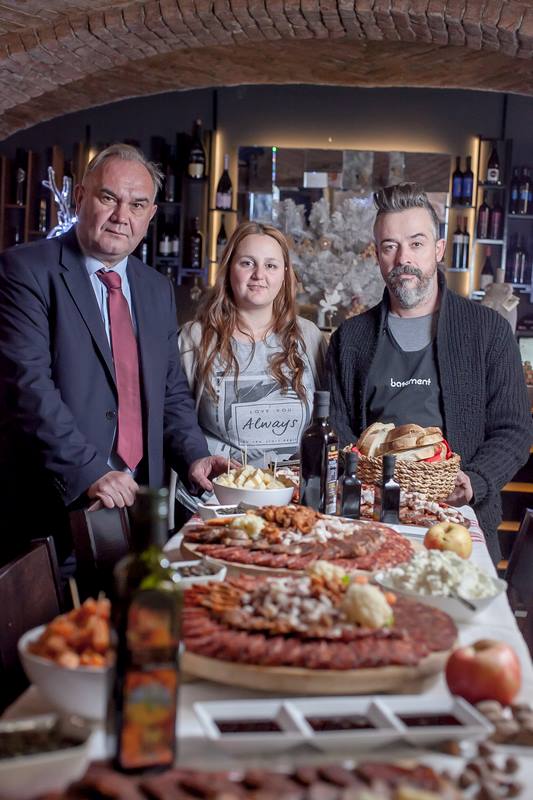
[373,183,441,240]
[83,143,163,200]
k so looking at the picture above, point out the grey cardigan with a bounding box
[326,271,533,561]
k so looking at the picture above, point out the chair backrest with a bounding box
[506,507,533,607]
[69,506,131,600]
[0,537,64,711]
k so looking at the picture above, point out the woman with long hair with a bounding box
[179,221,326,481]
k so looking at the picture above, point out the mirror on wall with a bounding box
[237,147,451,324]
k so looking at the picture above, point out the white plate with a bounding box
[384,696,494,746]
[288,697,402,752]
[193,699,307,754]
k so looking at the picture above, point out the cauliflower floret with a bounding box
[341,583,393,629]
[307,560,347,583]
[229,513,265,538]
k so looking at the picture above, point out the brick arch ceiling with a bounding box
[0,1,532,140]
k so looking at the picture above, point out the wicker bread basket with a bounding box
[355,452,461,501]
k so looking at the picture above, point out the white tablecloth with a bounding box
[4,505,533,785]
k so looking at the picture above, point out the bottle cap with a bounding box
[313,390,330,417]
[382,453,396,477]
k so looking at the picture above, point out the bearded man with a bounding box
[326,182,532,563]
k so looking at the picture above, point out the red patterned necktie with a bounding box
[97,269,143,471]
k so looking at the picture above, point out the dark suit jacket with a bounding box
[0,227,208,561]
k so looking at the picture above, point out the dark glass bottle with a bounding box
[299,390,339,515]
[488,198,503,240]
[519,167,530,215]
[164,149,176,203]
[373,454,400,525]
[187,217,203,270]
[451,218,463,269]
[111,487,181,774]
[216,214,228,262]
[461,218,470,271]
[486,142,500,184]
[337,450,361,519]
[451,156,463,205]
[462,156,473,206]
[13,148,27,206]
[215,154,233,210]
[509,167,520,215]
[188,119,206,180]
[476,194,490,239]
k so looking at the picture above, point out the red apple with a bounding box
[445,639,522,705]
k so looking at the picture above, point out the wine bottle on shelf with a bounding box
[187,217,203,270]
[13,148,26,206]
[462,156,474,206]
[188,119,206,180]
[476,194,490,239]
[216,214,228,262]
[480,248,495,291]
[488,198,503,240]
[170,226,180,258]
[158,220,171,257]
[509,167,520,215]
[451,156,463,205]
[164,150,176,203]
[336,450,361,520]
[461,218,470,270]
[486,142,501,184]
[299,390,339,515]
[373,454,400,525]
[38,196,48,234]
[215,154,233,210]
[451,218,463,269]
[519,167,531,215]
[140,239,149,264]
[110,487,181,773]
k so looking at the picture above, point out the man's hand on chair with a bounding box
[87,471,139,510]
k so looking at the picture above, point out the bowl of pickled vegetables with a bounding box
[18,598,112,721]
[213,466,296,507]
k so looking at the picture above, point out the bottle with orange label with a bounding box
[110,487,181,773]
[300,390,339,514]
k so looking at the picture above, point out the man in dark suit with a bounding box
[0,144,226,565]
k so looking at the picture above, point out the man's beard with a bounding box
[385,264,437,309]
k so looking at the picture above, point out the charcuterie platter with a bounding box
[183,505,415,577]
[182,566,457,695]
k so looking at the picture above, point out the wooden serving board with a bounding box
[181,539,424,579]
[181,648,450,695]
[181,541,299,577]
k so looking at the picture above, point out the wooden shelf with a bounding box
[508,214,533,220]
[498,520,520,532]
[475,238,504,245]
[502,481,533,493]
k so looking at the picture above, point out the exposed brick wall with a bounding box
[0,0,531,140]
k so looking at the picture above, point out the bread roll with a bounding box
[356,422,394,456]
[385,433,421,452]
[416,432,444,447]
[385,423,425,442]
[394,444,437,461]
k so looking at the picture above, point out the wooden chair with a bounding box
[506,508,533,656]
[69,506,131,600]
[0,537,64,711]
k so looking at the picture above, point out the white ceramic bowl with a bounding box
[212,480,295,507]
[0,714,92,800]
[18,626,112,721]
[373,572,507,623]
